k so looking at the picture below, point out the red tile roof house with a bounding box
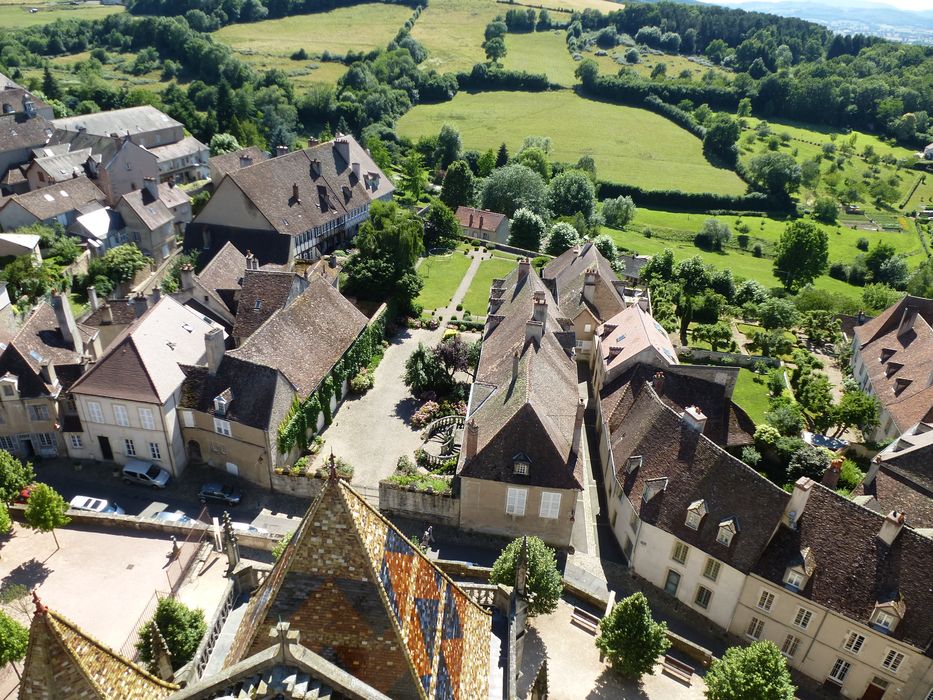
[851,295,933,442]
[455,206,509,245]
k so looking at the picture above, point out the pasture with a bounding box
[214,3,412,60]
[0,1,120,27]
[397,90,747,194]
[504,30,579,87]
[587,47,730,82]
[410,0,506,74]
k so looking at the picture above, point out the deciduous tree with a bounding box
[545,222,580,256]
[480,164,547,218]
[23,483,69,550]
[773,221,828,291]
[748,152,802,197]
[0,610,28,673]
[489,537,562,617]
[136,598,207,672]
[602,195,636,229]
[508,208,546,251]
[439,160,474,209]
[0,451,34,504]
[547,169,595,220]
[596,592,670,681]
[705,641,795,700]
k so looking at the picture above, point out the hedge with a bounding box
[596,181,787,213]
[457,64,554,92]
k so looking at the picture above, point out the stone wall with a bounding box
[270,472,326,499]
[378,481,461,527]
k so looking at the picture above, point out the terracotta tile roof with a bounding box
[460,265,583,490]
[754,484,933,649]
[19,606,177,699]
[208,146,269,181]
[232,270,304,340]
[2,176,105,221]
[222,136,392,237]
[853,295,933,432]
[0,113,53,153]
[229,274,367,397]
[70,297,223,404]
[542,241,625,325]
[597,304,679,376]
[225,477,490,699]
[605,384,789,572]
[852,466,933,529]
[454,206,506,233]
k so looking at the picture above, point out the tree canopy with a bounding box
[0,451,35,504]
[547,169,596,220]
[23,483,70,549]
[489,536,562,617]
[136,597,207,672]
[773,221,829,292]
[439,159,475,209]
[480,164,548,218]
[509,208,546,251]
[596,592,670,681]
[705,641,795,700]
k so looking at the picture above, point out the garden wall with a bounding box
[378,481,461,527]
[678,347,781,368]
[459,234,546,260]
[270,473,326,500]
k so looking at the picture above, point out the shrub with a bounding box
[136,598,206,672]
[741,447,761,468]
[396,455,417,476]
[411,401,440,429]
[349,368,375,394]
[272,531,293,561]
[856,237,869,251]
[490,537,562,617]
[752,243,763,257]
[828,261,849,281]
[838,459,864,490]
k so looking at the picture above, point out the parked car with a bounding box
[152,511,194,525]
[122,460,171,489]
[69,495,124,515]
[197,483,242,506]
[231,521,269,536]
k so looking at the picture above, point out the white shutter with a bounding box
[506,487,527,516]
[539,492,561,519]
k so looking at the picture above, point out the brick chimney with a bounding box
[784,477,814,529]
[205,327,225,376]
[464,419,479,460]
[179,264,195,292]
[583,267,597,305]
[821,457,843,489]
[571,397,585,455]
[88,285,99,312]
[517,258,530,282]
[39,360,57,388]
[682,406,707,433]
[878,510,906,546]
[133,292,148,318]
[143,177,159,201]
[51,292,83,356]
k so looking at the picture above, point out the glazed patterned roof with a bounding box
[225,477,490,700]
[19,607,178,699]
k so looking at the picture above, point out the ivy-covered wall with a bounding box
[276,306,388,454]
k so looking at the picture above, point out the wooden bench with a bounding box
[570,606,600,636]
[661,654,693,686]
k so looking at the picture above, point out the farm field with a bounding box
[410,0,505,74]
[215,3,412,60]
[397,90,747,194]
[416,252,473,312]
[0,1,120,27]
[461,256,517,316]
[504,31,579,87]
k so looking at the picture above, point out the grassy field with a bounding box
[27,50,169,94]
[0,1,120,27]
[504,31,578,87]
[215,3,412,60]
[587,48,730,82]
[416,252,473,311]
[461,256,517,316]
[411,0,505,74]
[733,368,771,424]
[397,90,747,194]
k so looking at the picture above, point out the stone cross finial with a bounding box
[328,451,338,481]
[515,536,529,599]
[149,623,174,682]
[32,589,47,616]
[221,511,240,569]
[270,619,301,656]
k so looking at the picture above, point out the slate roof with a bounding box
[19,605,178,700]
[147,135,207,164]
[232,270,304,340]
[754,484,933,650]
[1,164,26,187]
[119,183,188,232]
[0,113,53,154]
[605,384,789,572]
[30,147,91,182]
[220,136,392,237]
[224,476,490,700]
[852,466,933,530]
[618,253,649,281]
[208,146,269,181]
[196,240,247,309]
[454,206,506,233]
[0,81,51,117]
[853,295,933,433]
[53,106,182,138]
[1,176,106,220]
[82,298,139,328]
[460,265,583,490]
[69,297,222,404]
[597,304,679,374]
[229,274,367,397]
[542,241,625,325]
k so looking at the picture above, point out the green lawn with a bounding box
[416,252,473,312]
[0,1,121,26]
[397,91,747,195]
[215,3,412,60]
[410,0,504,74]
[460,256,518,316]
[733,368,771,425]
[504,31,579,87]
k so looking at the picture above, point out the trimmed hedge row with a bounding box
[597,181,786,213]
[583,72,740,111]
[456,63,554,92]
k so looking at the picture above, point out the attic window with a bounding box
[871,606,901,634]
[894,378,912,395]
[513,453,530,476]
[885,362,903,378]
[166,341,176,351]
[717,517,738,547]
[254,299,262,310]
[182,323,193,333]
[784,569,805,591]
[214,395,228,416]
[625,455,642,474]
[685,499,708,530]
[616,334,627,343]
[880,348,896,363]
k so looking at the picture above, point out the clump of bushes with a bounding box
[349,368,375,394]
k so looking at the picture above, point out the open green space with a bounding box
[410,0,503,74]
[215,3,412,60]
[461,256,517,316]
[397,90,747,194]
[587,48,730,83]
[504,31,579,87]
[0,1,120,27]
[416,252,473,311]
[732,368,771,425]
[30,51,168,95]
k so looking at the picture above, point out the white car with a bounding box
[69,495,124,515]
[152,511,194,525]
[231,521,269,536]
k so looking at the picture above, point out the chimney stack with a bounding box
[39,360,57,388]
[571,397,585,455]
[143,177,159,201]
[101,303,113,325]
[878,510,906,546]
[784,477,814,529]
[292,182,300,203]
[88,285,99,312]
[205,327,225,376]
[864,454,883,485]
[334,137,350,162]
[276,145,289,157]
[821,457,843,489]
[464,420,479,460]
[179,264,195,292]
[682,405,707,433]
[352,161,360,179]
[51,292,83,356]
[239,154,253,169]
[133,292,148,318]
[583,267,597,305]
[245,250,259,271]
[532,291,547,325]
[652,371,665,396]
[525,320,544,345]
[512,350,520,383]
[517,257,530,282]
[149,287,161,305]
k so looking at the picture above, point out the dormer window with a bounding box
[717,518,738,547]
[894,378,912,395]
[871,608,900,634]
[254,299,262,310]
[214,395,228,416]
[880,348,896,363]
[513,453,530,476]
[685,499,707,530]
[0,377,17,399]
[784,569,805,591]
[626,455,642,474]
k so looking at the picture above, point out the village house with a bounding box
[0,231,41,261]
[591,303,681,390]
[113,177,191,265]
[853,429,933,529]
[0,293,100,459]
[186,135,393,265]
[454,205,509,244]
[731,479,933,700]
[77,289,142,350]
[66,295,225,475]
[0,79,53,183]
[458,259,583,548]
[541,241,627,360]
[176,273,367,485]
[53,132,160,205]
[0,176,106,231]
[851,295,933,441]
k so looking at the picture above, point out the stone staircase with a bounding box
[214,665,334,699]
